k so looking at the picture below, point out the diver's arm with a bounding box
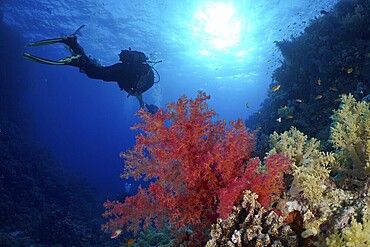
[135,94,145,108]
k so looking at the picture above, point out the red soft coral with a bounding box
[102,92,292,245]
[102,92,255,243]
[216,154,292,218]
[247,154,292,209]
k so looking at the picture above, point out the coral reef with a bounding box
[267,127,348,241]
[103,92,292,246]
[326,209,370,247]
[133,227,177,247]
[206,190,299,247]
[103,92,256,245]
[208,95,370,246]
[246,0,370,148]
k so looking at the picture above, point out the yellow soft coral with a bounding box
[269,127,324,167]
[268,128,337,208]
[269,127,346,238]
[326,211,370,247]
[330,94,370,180]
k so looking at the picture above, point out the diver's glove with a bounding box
[145,103,159,115]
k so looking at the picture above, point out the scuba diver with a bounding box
[23,25,160,114]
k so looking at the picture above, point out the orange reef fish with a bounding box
[111,229,122,239]
[271,84,281,92]
[127,239,135,245]
[287,115,294,119]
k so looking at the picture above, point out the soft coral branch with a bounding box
[247,154,292,208]
[102,92,291,244]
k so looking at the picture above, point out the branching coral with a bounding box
[330,94,370,182]
[206,190,299,247]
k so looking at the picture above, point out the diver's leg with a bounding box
[60,36,87,56]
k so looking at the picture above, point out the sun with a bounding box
[192,1,242,51]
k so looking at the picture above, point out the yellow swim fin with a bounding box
[26,35,76,47]
[23,53,81,65]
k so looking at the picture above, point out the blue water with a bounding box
[2,0,338,198]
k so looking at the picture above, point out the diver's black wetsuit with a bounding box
[23,33,158,113]
[81,61,154,96]
[65,36,154,107]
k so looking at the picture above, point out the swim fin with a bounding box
[72,24,86,36]
[23,53,81,65]
[26,35,76,47]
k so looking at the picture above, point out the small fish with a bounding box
[246,102,250,109]
[295,99,303,103]
[334,98,342,102]
[258,111,261,114]
[315,95,323,100]
[329,87,338,92]
[124,182,131,193]
[320,10,329,15]
[111,229,122,239]
[276,117,282,123]
[317,78,321,85]
[271,84,281,92]
[347,67,353,74]
[287,115,294,119]
[285,210,302,224]
[127,239,135,245]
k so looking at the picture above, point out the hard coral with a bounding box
[206,190,299,247]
